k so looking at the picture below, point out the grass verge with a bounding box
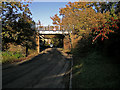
[72,51,120,88]
[2,50,38,65]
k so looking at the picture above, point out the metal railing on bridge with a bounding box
[38,30,72,35]
[36,26,72,35]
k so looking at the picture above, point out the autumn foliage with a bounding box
[92,17,120,42]
[1,0,37,57]
[51,1,120,55]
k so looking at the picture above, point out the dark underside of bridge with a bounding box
[39,34,65,51]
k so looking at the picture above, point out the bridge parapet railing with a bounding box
[38,30,72,35]
[37,26,61,31]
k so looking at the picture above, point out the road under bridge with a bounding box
[36,30,72,53]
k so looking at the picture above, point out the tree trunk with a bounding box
[26,46,28,57]
[69,33,73,50]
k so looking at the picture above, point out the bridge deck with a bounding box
[38,30,72,35]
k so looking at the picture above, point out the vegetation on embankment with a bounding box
[2,50,38,65]
[1,44,38,65]
[1,1,38,64]
[72,36,120,88]
[72,50,120,88]
[50,1,120,88]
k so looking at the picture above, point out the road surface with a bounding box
[2,48,71,88]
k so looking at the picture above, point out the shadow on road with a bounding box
[2,48,71,88]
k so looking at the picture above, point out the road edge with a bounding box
[69,55,73,89]
[2,48,52,70]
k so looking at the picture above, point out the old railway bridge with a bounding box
[36,26,72,53]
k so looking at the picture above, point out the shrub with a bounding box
[72,35,94,58]
[2,51,24,64]
[2,56,17,64]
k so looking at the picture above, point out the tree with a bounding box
[51,35,63,47]
[50,2,104,49]
[1,1,37,57]
[16,14,36,57]
[50,1,120,54]
[91,2,120,42]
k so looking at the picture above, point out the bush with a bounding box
[72,35,94,58]
[2,51,24,58]
[2,51,24,64]
[2,56,17,64]
[14,53,24,58]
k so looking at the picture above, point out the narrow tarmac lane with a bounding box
[2,48,71,88]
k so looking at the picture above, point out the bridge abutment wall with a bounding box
[36,34,40,53]
[37,30,82,52]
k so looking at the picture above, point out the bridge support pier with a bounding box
[36,34,40,53]
[63,35,71,51]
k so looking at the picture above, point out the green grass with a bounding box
[72,51,120,88]
[2,56,18,64]
[2,49,38,64]
[2,51,24,64]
